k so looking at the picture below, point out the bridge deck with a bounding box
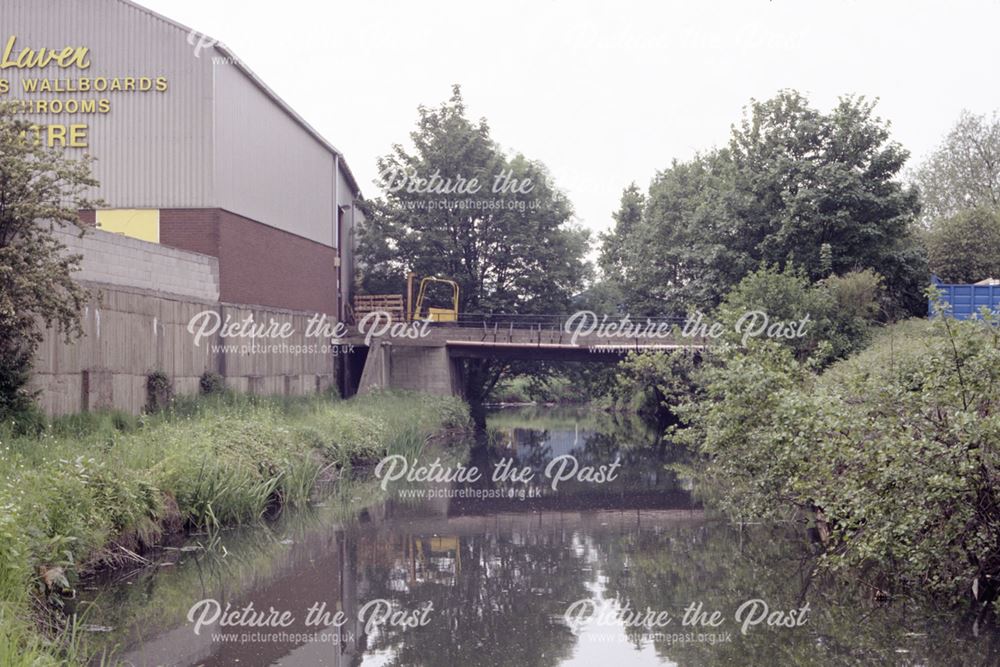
[348,316,706,395]
[342,315,706,353]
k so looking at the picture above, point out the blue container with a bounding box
[929,275,1000,320]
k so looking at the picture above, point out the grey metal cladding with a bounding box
[4,0,361,249]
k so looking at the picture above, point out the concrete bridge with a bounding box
[340,314,705,397]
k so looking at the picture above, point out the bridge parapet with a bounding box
[343,313,702,349]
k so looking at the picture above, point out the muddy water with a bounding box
[80,407,999,666]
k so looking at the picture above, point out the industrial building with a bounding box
[3,0,364,413]
[4,0,361,317]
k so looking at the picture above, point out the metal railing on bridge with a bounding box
[344,308,699,349]
[443,312,688,331]
[444,312,701,352]
[345,307,686,330]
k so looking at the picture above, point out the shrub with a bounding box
[198,370,226,396]
[2,402,46,438]
[715,265,883,364]
[683,316,1000,607]
[0,345,35,422]
[144,370,173,413]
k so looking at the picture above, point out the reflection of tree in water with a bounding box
[480,409,689,498]
[90,407,997,666]
[341,412,690,666]
[349,525,586,667]
[598,521,1000,666]
[499,426,553,477]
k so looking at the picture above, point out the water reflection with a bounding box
[81,407,999,666]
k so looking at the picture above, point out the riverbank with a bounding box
[72,405,1000,665]
[684,315,1000,612]
[0,391,470,666]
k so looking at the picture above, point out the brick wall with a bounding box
[160,208,338,315]
[218,209,338,315]
[160,208,219,257]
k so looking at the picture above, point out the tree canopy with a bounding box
[356,86,592,407]
[913,110,1000,223]
[925,207,1000,283]
[600,90,927,317]
[0,105,99,418]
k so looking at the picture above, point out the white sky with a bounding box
[139,0,1000,238]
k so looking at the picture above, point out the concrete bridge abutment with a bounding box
[356,341,463,397]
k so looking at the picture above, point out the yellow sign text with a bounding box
[0,35,91,70]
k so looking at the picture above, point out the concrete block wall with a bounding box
[30,225,336,415]
[51,224,220,302]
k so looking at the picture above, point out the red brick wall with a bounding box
[160,208,220,257]
[159,208,338,315]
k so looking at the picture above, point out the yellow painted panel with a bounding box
[96,209,159,244]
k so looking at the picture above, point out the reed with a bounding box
[0,389,469,664]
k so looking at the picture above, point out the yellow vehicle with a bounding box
[408,272,460,323]
[353,273,460,325]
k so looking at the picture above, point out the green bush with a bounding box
[144,370,173,413]
[683,315,1000,607]
[715,265,883,364]
[621,266,884,428]
[1,402,46,438]
[198,370,226,395]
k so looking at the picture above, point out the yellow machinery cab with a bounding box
[410,274,460,323]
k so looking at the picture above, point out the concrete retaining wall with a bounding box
[31,286,336,415]
[30,227,335,415]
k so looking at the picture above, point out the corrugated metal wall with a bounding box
[5,0,360,250]
[930,279,1000,319]
[3,0,215,207]
[212,62,337,247]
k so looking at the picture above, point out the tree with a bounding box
[356,86,591,411]
[914,110,1000,223]
[727,92,924,313]
[597,183,644,287]
[600,90,927,317]
[0,106,99,418]
[614,349,698,425]
[715,265,883,365]
[600,153,736,316]
[925,207,1000,283]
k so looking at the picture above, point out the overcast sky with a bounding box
[140,0,1000,238]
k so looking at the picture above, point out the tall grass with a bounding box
[0,389,469,664]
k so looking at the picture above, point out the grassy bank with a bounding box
[684,315,1000,610]
[0,390,469,665]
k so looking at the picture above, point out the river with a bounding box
[78,406,999,666]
